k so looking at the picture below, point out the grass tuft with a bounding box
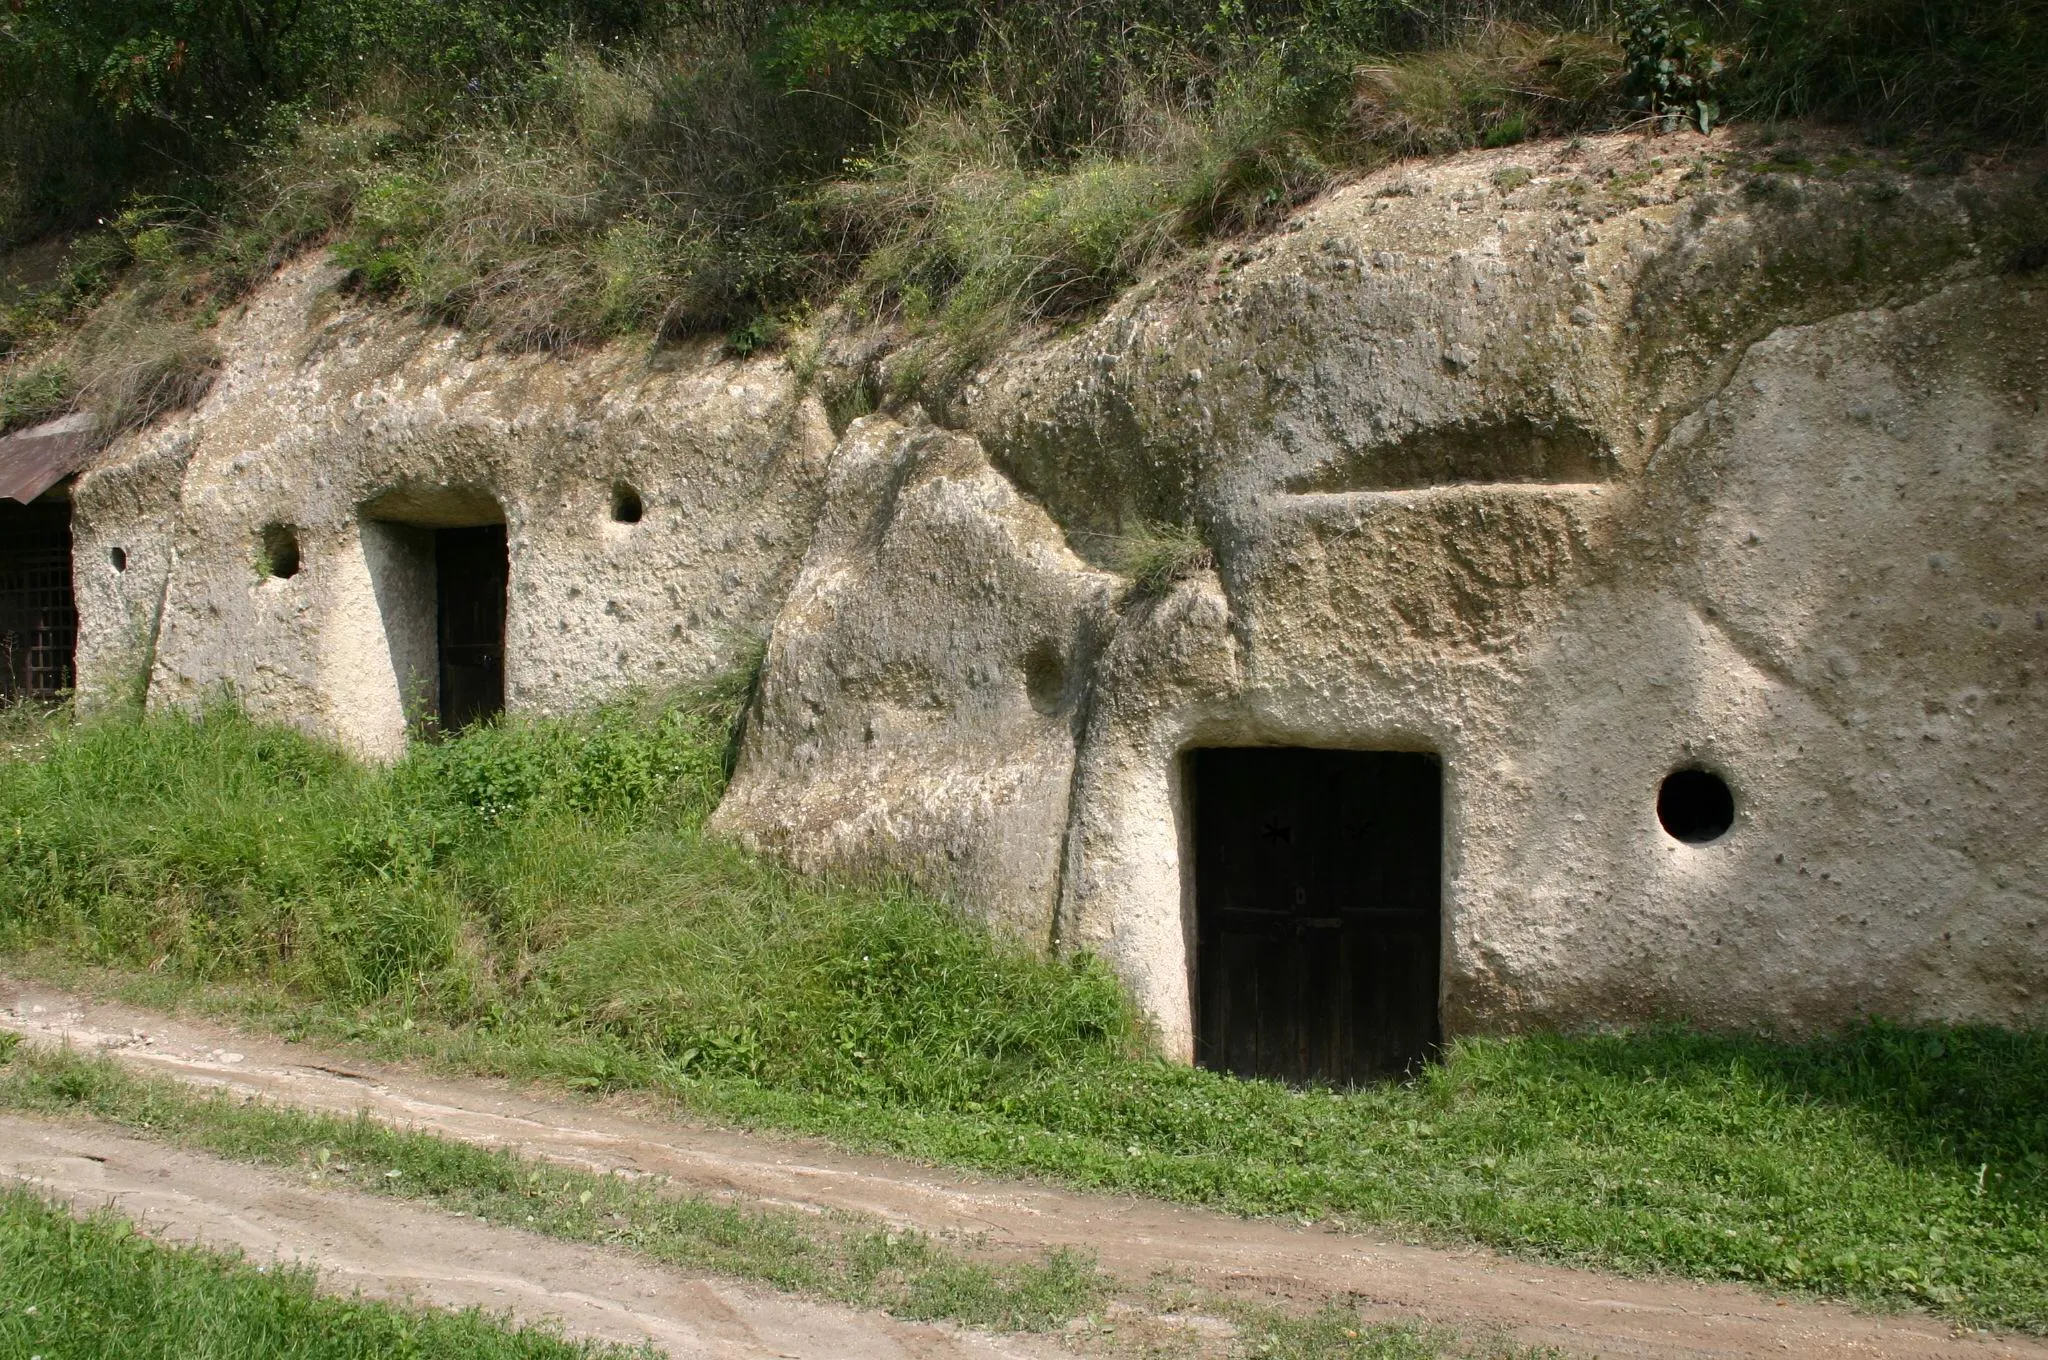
[1237,1305,1551,1360]
[1102,521,1215,599]
[70,308,221,436]
[0,362,71,434]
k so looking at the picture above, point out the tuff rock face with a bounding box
[76,261,830,759]
[71,132,2048,1051]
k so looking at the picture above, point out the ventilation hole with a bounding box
[611,484,644,525]
[261,523,302,580]
[1658,767,1735,844]
[1022,640,1068,715]
[109,546,128,572]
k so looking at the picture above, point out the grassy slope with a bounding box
[6,0,2044,440]
[1,705,2044,1330]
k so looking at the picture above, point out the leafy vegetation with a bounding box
[0,361,70,433]
[1618,0,1725,133]
[3,0,2043,434]
[0,1,679,241]
[0,1181,648,1359]
[2,703,2046,1330]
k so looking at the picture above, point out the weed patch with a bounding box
[0,699,1139,1104]
[1352,26,1623,154]
[0,362,70,434]
[1234,1305,1546,1360]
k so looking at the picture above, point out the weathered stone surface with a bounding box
[754,135,2048,1049]
[71,132,2048,1049]
[1075,276,2048,1047]
[76,259,830,759]
[70,422,191,713]
[711,412,1116,943]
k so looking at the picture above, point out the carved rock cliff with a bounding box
[70,132,2048,1052]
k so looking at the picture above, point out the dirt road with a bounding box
[3,977,2041,1360]
[0,1113,1062,1360]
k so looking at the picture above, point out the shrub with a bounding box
[0,0,686,244]
[1619,0,1726,134]
[1728,0,2048,142]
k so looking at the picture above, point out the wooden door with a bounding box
[435,525,506,731]
[0,499,76,700]
[1193,747,1441,1085]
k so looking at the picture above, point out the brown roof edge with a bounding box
[0,412,97,505]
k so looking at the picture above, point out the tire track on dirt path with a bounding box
[0,1113,1065,1360]
[5,975,2041,1360]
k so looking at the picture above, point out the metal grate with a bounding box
[0,499,77,699]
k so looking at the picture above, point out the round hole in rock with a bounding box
[109,546,128,572]
[1658,767,1734,844]
[1022,640,1068,715]
[611,484,644,525]
[261,523,302,579]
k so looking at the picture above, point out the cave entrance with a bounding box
[0,496,77,701]
[434,524,507,731]
[361,487,506,735]
[1192,747,1441,1086]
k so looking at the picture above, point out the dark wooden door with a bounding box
[1194,748,1441,1085]
[435,525,506,731]
[0,499,76,700]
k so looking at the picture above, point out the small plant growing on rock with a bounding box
[1108,521,1213,601]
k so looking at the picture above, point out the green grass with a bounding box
[670,1020,2048,1331]
[1097,521,1216,600]
[0,697,1139,1105]
[0,1181,648,1360]
[3,705,2046,1331]
[1235,1307,1542,1360]
[0,360,69,434]
[0,1042,1111,1334]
